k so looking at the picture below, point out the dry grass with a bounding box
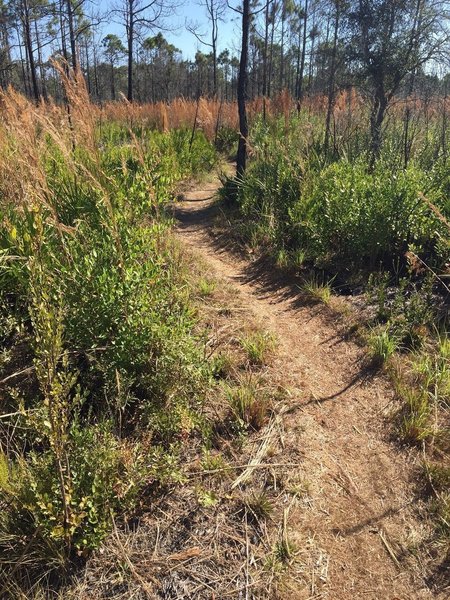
[98,89,367,139]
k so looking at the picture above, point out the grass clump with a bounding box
[198,277,216,298]
[368,327,399,367]
[240,330,277,366]
[398,387,433,444]
[426,463,450,541]
[244,491,274,521]
[211,351,236,379]
[398,335,450,447]
[301,273,333,305]
[413,336,450,405]
[201,450,230,479]
[224,379,271,431]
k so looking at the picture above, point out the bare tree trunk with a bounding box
[84,41,92,95]
[324,1,340,154]
[402,70,416,168]
[441,79,448,162]
[127,0,134,101]
[279,4,285,91]
[66,0,78,71]
[267,3,275,99]
[17,29,30,96]
[60,0,68,65]
[110,60,116,99]
[369,81,388,171]
[262,0,269,104]
[0,19,11,88]
[237,0,250,177]
[93,43,100,100]
[296,0,308,110]
[34,19,48,101]
[210,0,218,96]
[22,0,39,101]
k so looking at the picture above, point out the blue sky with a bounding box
[97,0,241,61]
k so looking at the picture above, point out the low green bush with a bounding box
[227,117,449,272]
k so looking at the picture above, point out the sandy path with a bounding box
[173,176,445,600]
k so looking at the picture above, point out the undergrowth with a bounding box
[0,80,219,594]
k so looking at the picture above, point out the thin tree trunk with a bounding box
[441,80,448,162]
[262,0,269,100]
[93,43,100,100]
[297,0,308,110]
[66,0,78,72]
[324,1,340,154]
[369,84,388,171]
[60,0,68,64]
[211,0,218,97]
[127,2,134,101]
[267,3,275,99]
[17,30,29,96]
[22,0,39,101]
[279,5,285,91]
[34,19,48,101]
[110,60,116,99]
[295,19,302,101]
[84,42,92,95]
[237,0,250,177]
[403,70,416,168]
[307,30,316,95]
[0,20,11,88]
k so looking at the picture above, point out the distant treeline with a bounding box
[1,0,450,106]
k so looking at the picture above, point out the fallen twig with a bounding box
[378,529,400,567]
[231,415,282,489]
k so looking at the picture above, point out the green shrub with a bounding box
[303,161,442,266]
[227,118,449,271]
[0,109,217,591]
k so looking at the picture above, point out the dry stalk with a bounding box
[231,414,283,489]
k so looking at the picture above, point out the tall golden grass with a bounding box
[98,88,447,142]
[0,67,101,217]
[2,82,443,153]
[98,91,365,137]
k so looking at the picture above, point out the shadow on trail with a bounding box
[332,505,409,537]
[173,192,377,392]
[174,203,216,227]
[427,556,450,595]
[172,193,217,228]
[303,365,378,406]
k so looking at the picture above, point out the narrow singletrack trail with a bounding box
[173,174,444,600]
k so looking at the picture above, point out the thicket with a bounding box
[0,81,217,594]
[228,111,449,270]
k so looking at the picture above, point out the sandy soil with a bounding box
[173,174,448,600]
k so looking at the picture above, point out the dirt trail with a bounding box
[174,175,444,600]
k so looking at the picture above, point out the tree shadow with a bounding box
[302,365,377,406]
[174,201,217,228]
[331,505,409,537]
[426,555,450,594]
